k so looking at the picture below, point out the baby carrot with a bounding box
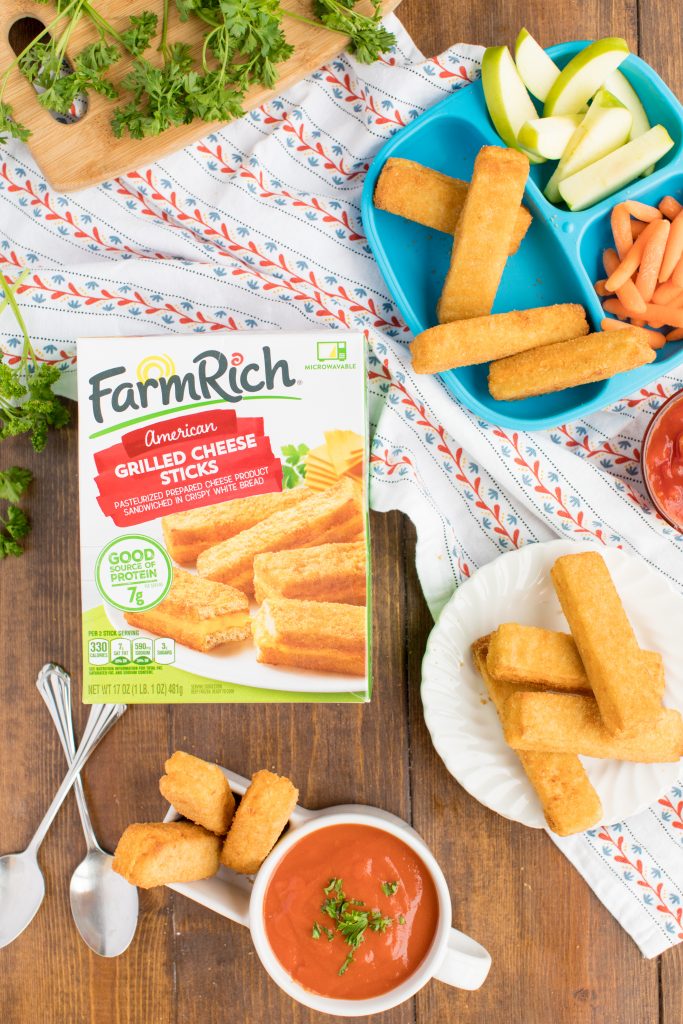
[666,328,683,341]
[632,220,647,238]
[659,210,683,282]
[602,298,632,318]
[595,279,609,296]
[635,219,670,301]
[611,203,633,259]
[673,255,683,289]
[659,196,683,220]
[600,316,666,348]
[643,302,683,328]
[624,200,662,222]
[652,280,683,304]
[605,220,659,292]
[603,248,647,314]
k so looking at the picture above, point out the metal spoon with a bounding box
[0,682,125,949]
[37,664,139,957]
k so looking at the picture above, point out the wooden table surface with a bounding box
[2,2,682,1022]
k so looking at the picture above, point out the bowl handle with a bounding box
[433,928,492,991]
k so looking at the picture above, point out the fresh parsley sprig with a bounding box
[281,443,309,489]
[315,877,395,977]
[0,268,70,452]
[0,466,32,558]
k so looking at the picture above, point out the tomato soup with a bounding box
[643,391,683,530]
[263,824,439,1000]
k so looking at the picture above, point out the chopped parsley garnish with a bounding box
[312,877,399,976]
[398,914,406,925]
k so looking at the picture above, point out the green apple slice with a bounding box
[544,89,631,202]
[481,45,546,163]
[518,114,583,158]
[558,125,674,210]
[544,37,630,116]
[514,28,560,102]
[604,68,654,174]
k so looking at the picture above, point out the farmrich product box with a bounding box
[77,331,370,704]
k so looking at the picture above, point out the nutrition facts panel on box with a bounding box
[87,636,175,666]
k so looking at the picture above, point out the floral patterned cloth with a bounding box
[1,15,681,956]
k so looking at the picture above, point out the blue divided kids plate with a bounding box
[361,41,683,430]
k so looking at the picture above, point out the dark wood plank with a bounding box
[0,412,175,1024]
[399,0,638,59]
[171,509,415,1024]
[399,519,659,1024]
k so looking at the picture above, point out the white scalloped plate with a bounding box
[421,540,683,829]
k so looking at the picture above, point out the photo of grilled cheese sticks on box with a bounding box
[472,550,683,836]
[124,472,367,676]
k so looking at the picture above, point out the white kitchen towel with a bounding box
[1,15,682,957]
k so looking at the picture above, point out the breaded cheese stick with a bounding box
[253,541,366,605]
[197,478,362,595]
[551,551,663,734]
[159,751,235,835]
[437,146,530,324]
[221,770,299,874]
[373,157,532,252]
[502,691,683,761]
[124,569,250,652]
[487,623,665,697]
[472,638,602,835]
[162,487,311,565]
[411,304,589,374]
[488,329,655,401]
[252,598,366,676]
[112,821,221,888]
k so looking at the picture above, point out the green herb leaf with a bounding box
[338,950,354,976]
[313,0,395,64]
[312,921,321,940]
[398,914,406,925]
[120,11,159,56]
[0,466,32,503]
[381,881,398,897]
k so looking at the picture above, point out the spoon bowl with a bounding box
[70,848,138,957]
[0,852,45,949]
[37,665,138,958]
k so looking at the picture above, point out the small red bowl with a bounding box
[641,388,683,532]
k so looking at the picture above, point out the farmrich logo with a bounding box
[88,347,297,424]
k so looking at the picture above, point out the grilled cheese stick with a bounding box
[221,770,298,875]
[373,157,532,253]
[503,691,683,762]
[411,305,589,374]
[253,542,366,605]
[113,821,221,888]
[488,329,655,401]
[437,146,530,323]
[253,598,366,676]
[124,569,250,652]
[197,478,362,596]
[472,638,601,835]
[159,751,235,835]
[162,487,311,565]
[487,623,665,696]
[551,552,664,734]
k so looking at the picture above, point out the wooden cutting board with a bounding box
[1,0,401,192]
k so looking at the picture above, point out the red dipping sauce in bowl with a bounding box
[262,823,439,1000]
[643,390,683,530]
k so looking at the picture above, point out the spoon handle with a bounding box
[27,695,126,856]
[36,664,102,852]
